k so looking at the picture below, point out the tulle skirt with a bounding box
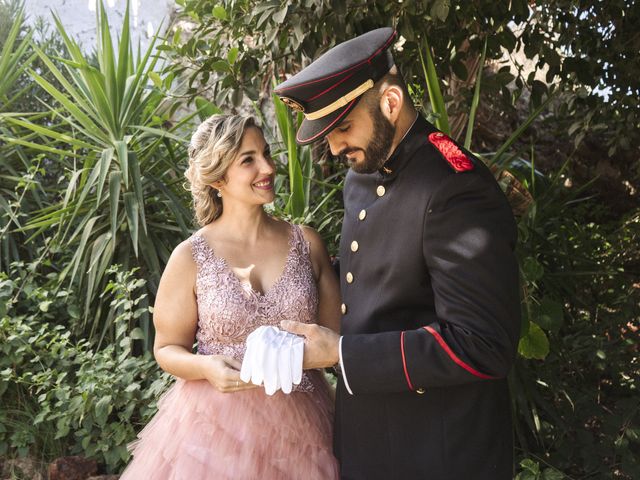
[120,371,339,479]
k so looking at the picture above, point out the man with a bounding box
[276,28,521,479]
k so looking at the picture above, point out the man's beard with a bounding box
[340,105,395,174]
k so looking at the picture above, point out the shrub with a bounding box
[0,264,171,472]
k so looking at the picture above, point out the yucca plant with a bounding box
[3,1,192,346]
[271,92,314,221]
[0,6,35,111]
[0,5,45,270]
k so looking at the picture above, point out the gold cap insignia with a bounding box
[280,97,305,113]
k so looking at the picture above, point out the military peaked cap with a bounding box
[274,27,397,145]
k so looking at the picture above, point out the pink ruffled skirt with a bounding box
[120,371,339,479]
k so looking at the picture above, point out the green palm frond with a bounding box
[4,1,190,344]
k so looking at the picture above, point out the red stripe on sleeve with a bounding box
[401,331,415,390]
[423,326,495,380]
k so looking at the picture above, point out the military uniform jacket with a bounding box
[334,115,521,480]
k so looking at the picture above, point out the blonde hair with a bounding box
[184,114,258,226]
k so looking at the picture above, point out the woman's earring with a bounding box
[217,190,222,198]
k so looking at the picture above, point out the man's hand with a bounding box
[280,321,340,369]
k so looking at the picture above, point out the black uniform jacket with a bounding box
[334,115,521,480]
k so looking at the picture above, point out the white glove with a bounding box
[278,333,294,394]
[240,325,274,385]
[240,325,305,395]
[263,327,286,395]
[252,326,278,387]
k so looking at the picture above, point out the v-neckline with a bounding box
[196,224,296,298]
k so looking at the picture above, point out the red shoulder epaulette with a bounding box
[428,132,474,173]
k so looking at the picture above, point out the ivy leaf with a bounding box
[210,60,231,73]
[227,47,239,65]
[272,6,288,24]
[95,395,113,426]
[125,382,140,393]
[494,70,516,86]
[172,27,182,45]
[520,458,540,473]
[130,327,145,340]
[451,60,468,81]
[518,322,549,359]
[264,25,278,46]
[534,297,564,332]
[522,257,544,282]
[497,28,517,52]
[39,300,52,312]
[67,304,80,319]
[212,5,227,20]
[55,417,70,439]
[543,46,561,67]
[148,71,162,88]
[293,22,305,45]
[542,468,565,480]
[430,0,450,22]
[232,88,243,107]
[531,80,548,107]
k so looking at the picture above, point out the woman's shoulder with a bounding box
[166,236,199,272]
[295,224,330,277]
[297,224,324,249]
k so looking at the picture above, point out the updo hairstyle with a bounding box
[184,114,258,226]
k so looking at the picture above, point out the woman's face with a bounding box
[218,126,276,206]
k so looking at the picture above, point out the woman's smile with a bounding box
[253,177,274,190]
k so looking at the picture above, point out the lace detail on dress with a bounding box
[190,224,319,392]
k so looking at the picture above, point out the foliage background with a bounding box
[0,0,638,478]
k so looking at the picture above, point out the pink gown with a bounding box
[120,224,339,479]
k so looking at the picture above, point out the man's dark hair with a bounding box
[362,65,410,110]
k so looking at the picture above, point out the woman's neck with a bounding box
[213,203,271,245]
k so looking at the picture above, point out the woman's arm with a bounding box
[301,226,341,333]
[153,239,255,392]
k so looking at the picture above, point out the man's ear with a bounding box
[379,85,403,124]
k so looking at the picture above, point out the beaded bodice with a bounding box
[190,223,318,392]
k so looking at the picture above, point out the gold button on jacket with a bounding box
[350,241,359,252]
[376,185,386,197]
[341,303,347,314]
[358,209,367,220]
[346,272,354,283]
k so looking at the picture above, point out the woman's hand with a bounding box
[200,355,259,393]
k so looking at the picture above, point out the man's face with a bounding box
[325,99,395,174]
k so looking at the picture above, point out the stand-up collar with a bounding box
[379,115,438,178]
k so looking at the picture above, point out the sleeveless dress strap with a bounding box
[290,223,311,256]
[189,234,212,267]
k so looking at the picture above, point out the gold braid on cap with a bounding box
[304,79,374,120]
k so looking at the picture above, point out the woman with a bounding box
[120,114,341,479]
